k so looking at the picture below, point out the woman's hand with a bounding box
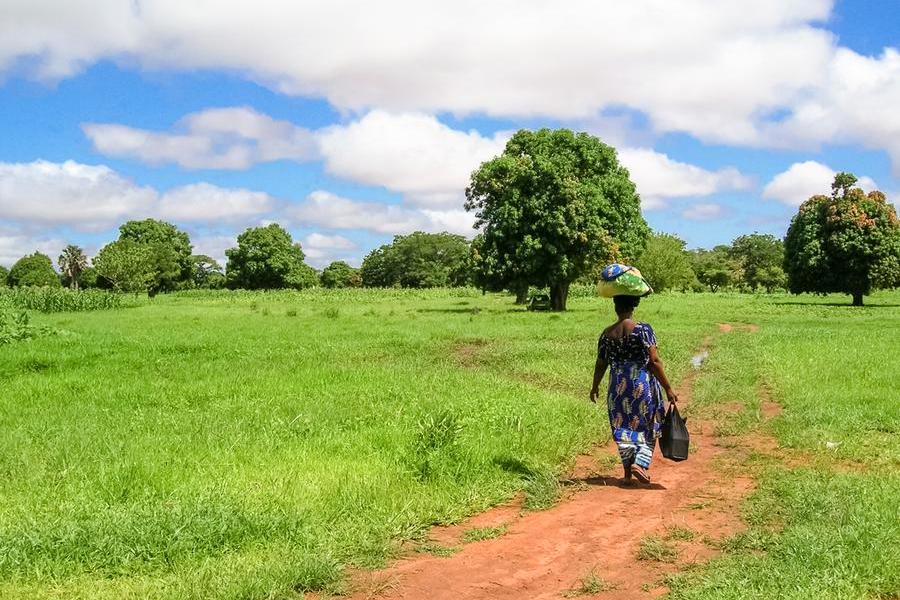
[665,388,679,404]
[589,387,599,403]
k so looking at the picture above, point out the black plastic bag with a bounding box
[660,404,689,461]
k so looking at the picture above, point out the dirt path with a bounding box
[342,326,767,600]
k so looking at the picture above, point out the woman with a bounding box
[590,295,677,484]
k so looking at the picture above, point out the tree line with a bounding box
[2,131,897,306]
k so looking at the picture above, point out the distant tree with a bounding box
[190,255,225,289]
[320,261,361,288]
[58,244,88,290]
[225,224,317,289]
[118,219,193,292]
[0,265,8,287]
[729,233,787,292]
[93,240,156,293]
[690,246,736,292]
[8,253,61,288]
[79,266,100,289]
[784,172,900,306]
[360,232,471,288]
[634,233,697,292]
[465,128,648,310]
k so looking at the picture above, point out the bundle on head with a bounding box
[613,295,641,314]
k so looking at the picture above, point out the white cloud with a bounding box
[764,48,900,174]
[300,233,358,268]
[83,107,317,169]
[618,148,752,210]
[0,160,278,231]
[188,233,236,267]
[681,203,725,221]
[318,111,508,208]
[0,230,67,267]
[0,160,156,231]
[288,190,475,237]
[158,183,276,223]
[4,1,855,148]
[762,160,877,206]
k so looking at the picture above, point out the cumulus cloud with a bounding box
[83,107,317,169]
[2,2,866,147]
[318,111,508,208]
[300,233,358,268]
[618,148,752,210]
[681,203,725,221]
[764,48,900,174]
[288,190,474,237]
[762,160,877,206]
[158,183,276,223]
[0,160,278,231]
[0,230,68,267]
[0,160,156,231]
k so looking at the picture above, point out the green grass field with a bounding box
[1,289,898,599]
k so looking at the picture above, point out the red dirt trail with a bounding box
[341,326,766,600]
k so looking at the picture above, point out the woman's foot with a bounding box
[632,464,651,484]
[623,464,632,481]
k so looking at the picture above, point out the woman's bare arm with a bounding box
[590,356,608,403]
[648,346,678,403]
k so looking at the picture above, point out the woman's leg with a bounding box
[631,441,654,483]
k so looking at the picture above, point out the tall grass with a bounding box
[0,287,127,312]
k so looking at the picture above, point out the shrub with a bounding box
[8,253,61,288]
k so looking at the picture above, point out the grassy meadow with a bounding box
[0,288,898,599]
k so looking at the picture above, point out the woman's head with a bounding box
[613,295,640,315]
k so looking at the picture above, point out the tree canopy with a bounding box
[729,233,787,292]
[117,219,194,293]
[784,172,900,305]
[690,246,736,292]
[93,240,157,293]
[8,253,61,288]
[0,265,9,287]
[225,224,318,290]
[465,128,648,310]
[320,261,361,288]
[360,232,471,288]
[190,255,226,289]
[635,233,697,292]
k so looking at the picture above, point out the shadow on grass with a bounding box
[773,301,900,308]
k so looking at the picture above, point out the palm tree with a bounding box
[58,245,88,290]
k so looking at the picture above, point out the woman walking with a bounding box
[590,291,677,484]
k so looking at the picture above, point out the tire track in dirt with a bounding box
[338,324,772,600]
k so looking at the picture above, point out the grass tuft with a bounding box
[637,536,679,563]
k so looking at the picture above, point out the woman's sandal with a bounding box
[632,465,651,484]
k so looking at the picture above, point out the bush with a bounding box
[0,310,53,344]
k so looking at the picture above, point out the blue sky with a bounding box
[0,0,897,268]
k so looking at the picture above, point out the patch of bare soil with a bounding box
[338,325,777,600]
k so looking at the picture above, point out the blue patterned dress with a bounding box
[597,323,666,470]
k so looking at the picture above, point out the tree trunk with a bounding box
[513,284,529,304]
[550,281,570,311]
[852,291,864,306]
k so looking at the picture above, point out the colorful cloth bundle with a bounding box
[596,263,653,297]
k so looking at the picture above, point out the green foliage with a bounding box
[360,232,471,288]
[0,287,125,312]
[0,310,54,344]
[7,253,61,288]
[93,239,156,293]
[225,223,318,290]
[465,128,649,310]
[690,245,736,292]
[635,233,697,292]
[729,233,787,292]
[461,524,508,543]
[119,219,194,292]
[637,535,679,562]
[0,265,8,287]
[190,255,225,289]
[784,173,900,305]
[58,244,88,290]
[320,261,361,288]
